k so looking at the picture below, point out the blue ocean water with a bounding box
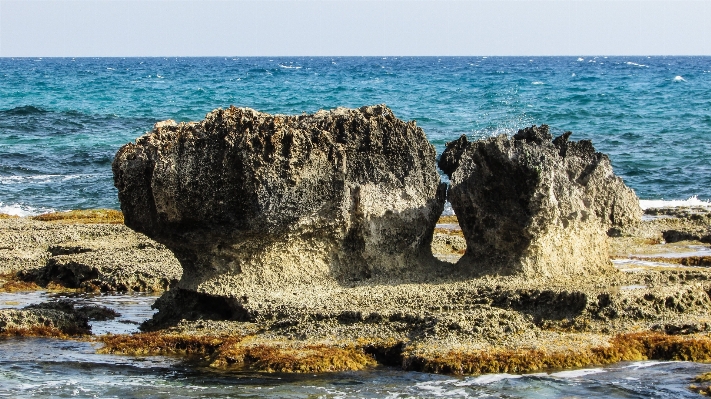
[1,56,710,214]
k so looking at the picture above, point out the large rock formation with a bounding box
[113,105,445,319]
[439,125,642,277]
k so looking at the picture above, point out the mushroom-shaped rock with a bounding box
[113,105,445,306]
[439,125,642,278]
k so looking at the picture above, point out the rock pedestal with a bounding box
[439,125,642,277]
[113,105,445,322]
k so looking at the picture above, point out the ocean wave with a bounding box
[0,174,100,184]
[442,201,454,216]
[0,105,47,116]
[279,65,302,69]
[457,373,522,385]
[639,195,711,209]
[673,76,686,82]
[625,62,648,67]
[549,368,605,378]
[0,202,55,217]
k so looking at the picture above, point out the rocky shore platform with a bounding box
[3,106,711,380]
[2,207,711,375]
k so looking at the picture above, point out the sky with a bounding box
[0,0,710,56]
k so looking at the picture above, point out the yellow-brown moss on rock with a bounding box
[32,209,124,224]
[691,371,711,396]
[97,330,711,375]
[0,273,41,292]
[98,332,376,372]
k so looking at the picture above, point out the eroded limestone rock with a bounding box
[113,105,445,304]
[439,125,642,277]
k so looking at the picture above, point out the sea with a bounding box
[2,57,711,397]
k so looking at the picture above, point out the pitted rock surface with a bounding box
[113,105,445,304]
[439,125,642,277]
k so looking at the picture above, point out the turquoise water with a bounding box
[1,57,710,214]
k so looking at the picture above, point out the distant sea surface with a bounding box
[1,56,710,214]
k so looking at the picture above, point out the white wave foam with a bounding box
[577,57,584,62]
[640,196,711,210]
[0,174,61,184]
[673,75,686,82]
[0,174,100,184]
[414,379,470,396]
[626,62,647,67]
[532,81,544,85]
[457,373,522,385]
[442,201,455,216]
[0,202,55,217]
[622,360,668,369]
[279,65,302,69]
[550,368,605,378]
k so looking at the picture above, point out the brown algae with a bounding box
[0,325,89,338]
[0,273,41,293]
[96,331,711,375]
[405,332,711,375]
[31,209,124,224]
[691,371,711,396]
[98,333,376,372]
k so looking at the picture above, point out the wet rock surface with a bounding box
[439,125,642,277]
[0,300,93,335]
[113,105,445,322]
[0,218,181,292]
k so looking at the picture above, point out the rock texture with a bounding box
[439,125,642,277]
[113,105,445,305]
[0,301,91,336]
[0,217,181,292]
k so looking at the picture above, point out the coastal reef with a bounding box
[5,106,711,382]
[439,125,642,277]
[0,300,118,337]
[0,211,180,293]
[113,105,445,323]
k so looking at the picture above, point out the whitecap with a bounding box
[0,174,99,184]
[532,81,544,85]
[0,174,61,184]
[571,73,576,77]
[413,379,470,396]
[441,201,455,216]
[0,202,55,217]
[622,360,669,369]
[577,57,584,62]
[457,373,522,385]
[625,62,647,67]
[279,65,302,69]
[673,75,686,82]
[550,368,605,378]
[639,195,710,210]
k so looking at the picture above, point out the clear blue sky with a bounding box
[1,0,710,56]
